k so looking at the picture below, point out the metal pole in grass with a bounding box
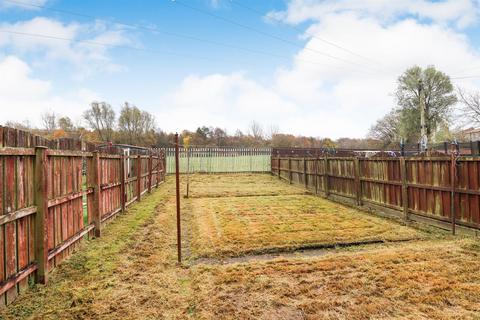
[175,133,182,263]
[184,135,191,198]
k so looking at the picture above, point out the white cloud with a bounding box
[0,17,131,79]
[267,0,480,29]
[157,3,480,138]
[0,0,48,10]
[0,55,99,126]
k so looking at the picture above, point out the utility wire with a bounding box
[3,0,368,72]
[0,29,367,73]
[171,0,379,74]
[0,29,221,62]
[230,0,380,67]
[451,75,480,80]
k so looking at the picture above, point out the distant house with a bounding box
[461,128,480,141]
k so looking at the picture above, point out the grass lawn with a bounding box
[183,173,308,198]
[189,194,423,258]
[3,174,478,320]
[191,239,480,319]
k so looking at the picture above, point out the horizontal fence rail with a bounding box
[272,142,480,158]
[0,126,166,306]
[272,155,480,234]
[164,147,271,174]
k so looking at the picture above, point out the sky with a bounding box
[1,0,480,139]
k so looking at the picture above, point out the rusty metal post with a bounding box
[400,157,409,221]
[450,153,457,235]
[34,146,49,284]
[175,133,182,263]
[136,155,142,202]
[120,154,126,213]
[91,151,102,237]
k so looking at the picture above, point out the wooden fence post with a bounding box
[400,157,409,221]
[288,158,292,184]
[137,155,142,202]
[277,157,281,179]
[314,158,318,195]
[148,154,153,194]
[324,156,330,197]
[304,158,308,189]
[120,155,126,213]
[354,157,362,206]
[91,151,102,237]
[450,154,457,235]
[34,146,49,284]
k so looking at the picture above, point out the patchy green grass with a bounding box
[183,173,307,198]
[189,194,423,258]
[191,239,480,319]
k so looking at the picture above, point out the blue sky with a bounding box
[1,0,480,138]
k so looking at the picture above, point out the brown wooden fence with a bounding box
[272,155,480,234]
[0,126,166,305]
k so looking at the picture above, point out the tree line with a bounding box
[6,65,477,149]
[6,104,370,148]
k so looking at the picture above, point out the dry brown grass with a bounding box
[184,173,307,198]
[191,239,480,319]
[189,194,423,258]
[0,178,194,320]
[1,174,475,320]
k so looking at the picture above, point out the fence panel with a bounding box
[99,155,122,223]
[0,126,167,306]
[47,151,87,270]
[272,154,480,234]
[457,158,480,226]
[327,158,356,199]
[406,158,452,223]
[360,158,402,210]
[165,147,271,173]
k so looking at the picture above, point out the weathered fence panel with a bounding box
[165,147,271,174]
[0,126,166,306]
[272,155,480,234]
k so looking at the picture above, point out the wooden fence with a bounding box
[0,126,166,306]
[164,147,271,174]
[272,155,480,234]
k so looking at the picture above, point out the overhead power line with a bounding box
[0,29,220,61]
[3,0,369,72]
[230,0,380,67]
[451,75,480,80]
[171,0,379,74]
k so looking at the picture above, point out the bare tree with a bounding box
[4,120,31,130]
[83,102,116,142]
[248,120,264,140]
[457,88,480,126]
[41,111,57,132]
[267,124,280,139]
[368,109,401,145]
